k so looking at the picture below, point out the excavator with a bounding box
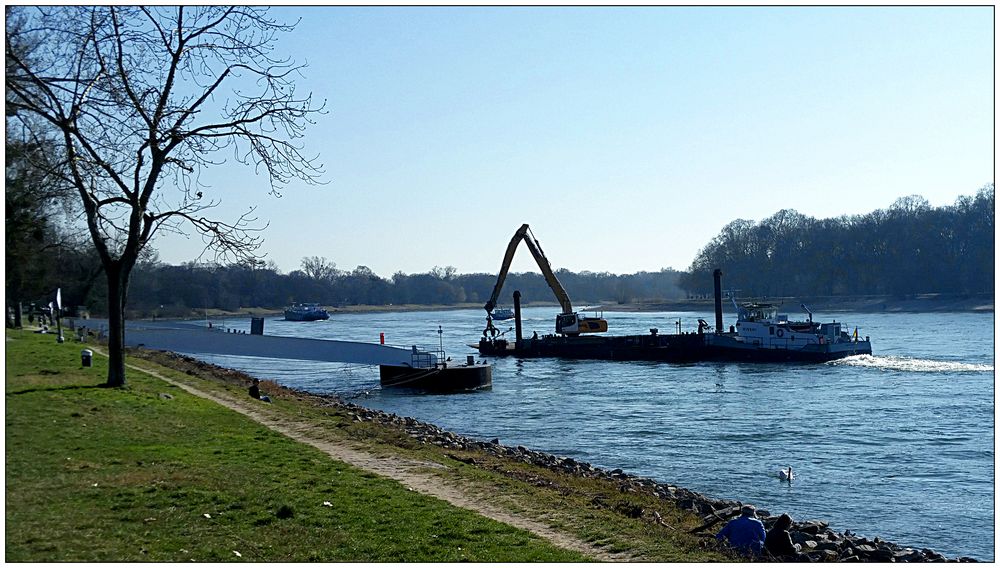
[483,224,608,338]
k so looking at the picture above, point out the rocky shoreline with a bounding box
[321,394,979,563]
[142,350,980,562]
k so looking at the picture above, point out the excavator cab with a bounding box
[556,313,608,336]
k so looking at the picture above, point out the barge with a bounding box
[383,327,492,392]
[379,358,492,392]
[477,270,872,363]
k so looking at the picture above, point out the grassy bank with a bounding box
[5,331,586,562]
[5,330,727,562]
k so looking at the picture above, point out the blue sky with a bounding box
[155,6,994,277]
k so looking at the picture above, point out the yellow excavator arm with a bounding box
[484,224,572,315]
[483,224,607,336]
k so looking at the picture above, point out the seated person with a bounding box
[765,513,804,560]
[716,505,766,557]
[248,378,271,403]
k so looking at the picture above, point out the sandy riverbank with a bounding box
[185,293,992,321]
[607,293,993,314]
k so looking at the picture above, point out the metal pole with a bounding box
[513,291,523,349]
[713,269,724,333]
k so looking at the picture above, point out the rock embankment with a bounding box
[137,351,979,563]
[326,395,978,563]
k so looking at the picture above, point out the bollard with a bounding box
[380,332,385,345]
[250,317,264,335]
[81,349,93,368]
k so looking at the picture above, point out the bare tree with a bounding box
[300,256,338,283]
[6,6,325,387]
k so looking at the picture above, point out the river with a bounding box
[195,307,995,560]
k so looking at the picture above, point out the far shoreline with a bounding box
[181,292,992,321]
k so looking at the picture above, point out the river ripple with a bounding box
[196,308,994,560]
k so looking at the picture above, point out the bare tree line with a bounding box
[32,177,996,323]
[680,186,994,298]
[5,5,993,387]
[7,6,324,386]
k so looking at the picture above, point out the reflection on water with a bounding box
[194,308,994,560]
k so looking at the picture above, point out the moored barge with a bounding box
[383,331,491,392]
[477,270,872,363]
[380,360,492,392]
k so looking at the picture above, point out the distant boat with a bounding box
[284,303,330,321]
[490,307,515,321]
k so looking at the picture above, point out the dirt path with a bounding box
[109,352,631,561]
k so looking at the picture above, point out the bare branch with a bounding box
[108,7,154,131]
[7,5,325,372]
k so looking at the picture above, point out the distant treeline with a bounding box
[7,184,993,319]
[680,185,994,298]
[122,263,687,317]
[122,185,994,316]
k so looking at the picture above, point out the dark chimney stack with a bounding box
[513,290,523,348]
[713,269,723,333]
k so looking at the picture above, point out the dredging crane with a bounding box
[478,267,872,363]
[483,224,608,338]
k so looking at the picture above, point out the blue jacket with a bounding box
[716,515,766,556]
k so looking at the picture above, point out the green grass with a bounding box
[130,347,731,562]
[7,329,732,562]
[131,355,731,562]
[5,331,587,562]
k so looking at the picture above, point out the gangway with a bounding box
[73,318,434,367]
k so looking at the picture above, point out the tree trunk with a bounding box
[105,265,128,388]
[7,294,23,328]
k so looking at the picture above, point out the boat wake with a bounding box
[830,354,994,373]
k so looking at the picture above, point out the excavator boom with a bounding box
[483,224,574,315]
[483,224,607,336]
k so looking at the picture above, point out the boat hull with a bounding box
[284,311,330,321]
[379,363,492,392]
[478,333,871,364]
[705,333,871,362]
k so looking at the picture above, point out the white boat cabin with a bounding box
[733,302,850,348]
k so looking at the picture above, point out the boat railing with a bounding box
[410,348,444,369]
